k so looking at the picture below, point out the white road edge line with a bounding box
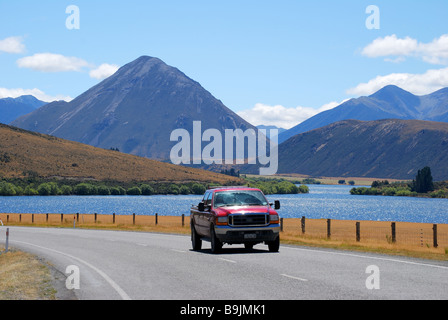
[12,240,132,300]
[170,249,187,253]
[281,274,308,282]
[218,258,237,264]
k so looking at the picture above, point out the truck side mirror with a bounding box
[198,202,205,212]
[274,200,280,210]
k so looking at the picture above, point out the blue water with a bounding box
[0,185,447,224]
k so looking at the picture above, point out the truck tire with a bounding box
[268,235,280,252]
[191,223,202,251]
[210,227,222,254]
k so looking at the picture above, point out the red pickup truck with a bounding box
[190,186,281,253]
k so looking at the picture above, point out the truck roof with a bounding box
[207,186,261,192]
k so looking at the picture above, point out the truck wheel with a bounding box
[191,223,202,251]
[268,236,280,252]
[210,227,222,254]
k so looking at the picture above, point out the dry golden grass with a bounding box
[281,218,448,261]
[0,124,241,184]
[248,173,402,186]
[1,213,447,260]
[0,250,56,300]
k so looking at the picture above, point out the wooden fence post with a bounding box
[46,214,48,222]
[94,213,97,223]
[356,222,361,242]
[77,213,79,222]
[182,214,185,227]
[155,213,158,225]
[327,219,331,239]
[301,216,306,234]
[113,213,116,224]
[280,218,284,232]
[433,224,438,248]
[32,214,34,224]
[61,214,63,223]
[133,213,136,225]
[391,222,396,243]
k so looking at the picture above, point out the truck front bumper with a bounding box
[214,224,280,244]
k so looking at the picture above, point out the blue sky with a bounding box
[1,0,448,129]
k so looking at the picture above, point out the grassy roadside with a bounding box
[0,248,57,300]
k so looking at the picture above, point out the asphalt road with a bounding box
[2,226,448,300]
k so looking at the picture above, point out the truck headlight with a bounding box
[270,214,279,224]
[216,216,228,225]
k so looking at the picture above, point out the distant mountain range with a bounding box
[256,125,286,141]
[276,119,448,180]
[278,85,448,143]
[0,95,46,124]
[6,56,448,181]
[12,56,256,160]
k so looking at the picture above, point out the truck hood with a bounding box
[214,206,276,216]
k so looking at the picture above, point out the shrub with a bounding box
[141,184,155,195]
[97,186,111,195]
[74,183,95,195]
[0,182,17,196]
[298,185,309,194]
[37,184,50,196]
[395,189,412,197]
[24,185,38,196]
[168,184,179,195]
[110,187,121,195]
[60,185,73,195]
[179,185,190,195]
[127,186,142,195]
[191,183,206,195]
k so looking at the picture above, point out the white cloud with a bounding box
[347,67,448,96]
[362,34,448,65]
[89,63,119,80]
[237,100,347,129]
[17,53,89,72]
[0,87,73,102]
[362,34,418,58]
[0,36,25,54]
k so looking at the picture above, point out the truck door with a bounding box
[196,191,211,235]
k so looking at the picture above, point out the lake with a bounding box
[0,185,447,224]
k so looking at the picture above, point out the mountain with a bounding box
[0,95,46,124]
[278,85,448,143]
[256,125,286,141]
[276,119,448,180]
[12,56,256,161]
[0,123,241,184]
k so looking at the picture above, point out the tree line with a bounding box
[0,180,208,197]
[350,167,448,198]
[0,176,307,196]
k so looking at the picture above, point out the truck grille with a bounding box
[229,214,269,227]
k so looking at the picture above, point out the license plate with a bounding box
[244,233,257,239]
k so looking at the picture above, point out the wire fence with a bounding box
[281,217,448,249]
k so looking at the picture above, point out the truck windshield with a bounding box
[213,190,269,208]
